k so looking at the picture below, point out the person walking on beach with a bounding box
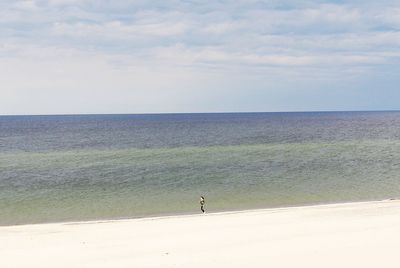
[200,196,205,213]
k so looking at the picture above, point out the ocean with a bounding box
[1,111,400,225]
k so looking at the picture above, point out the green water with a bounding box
[1,139,400,225]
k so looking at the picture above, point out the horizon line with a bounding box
[1,109,400,117]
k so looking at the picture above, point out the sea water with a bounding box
[1,112,400,225]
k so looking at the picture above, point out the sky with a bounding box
[1,0,400,115]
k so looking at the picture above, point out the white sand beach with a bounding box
[1,200,400,268]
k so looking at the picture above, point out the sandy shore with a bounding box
[1,200,400,268]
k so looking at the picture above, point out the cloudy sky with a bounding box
[1,0,400,115]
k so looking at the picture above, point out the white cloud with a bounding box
[52,20,189,38]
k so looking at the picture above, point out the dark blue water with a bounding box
[2,111,400,152]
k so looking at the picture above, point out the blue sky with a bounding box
[1,0,400,115]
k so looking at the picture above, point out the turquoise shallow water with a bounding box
[1,140,400,225]
[1,112,400,225]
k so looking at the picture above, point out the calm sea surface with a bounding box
[1,112,400,225]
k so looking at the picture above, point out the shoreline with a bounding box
[1,198,397,228]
